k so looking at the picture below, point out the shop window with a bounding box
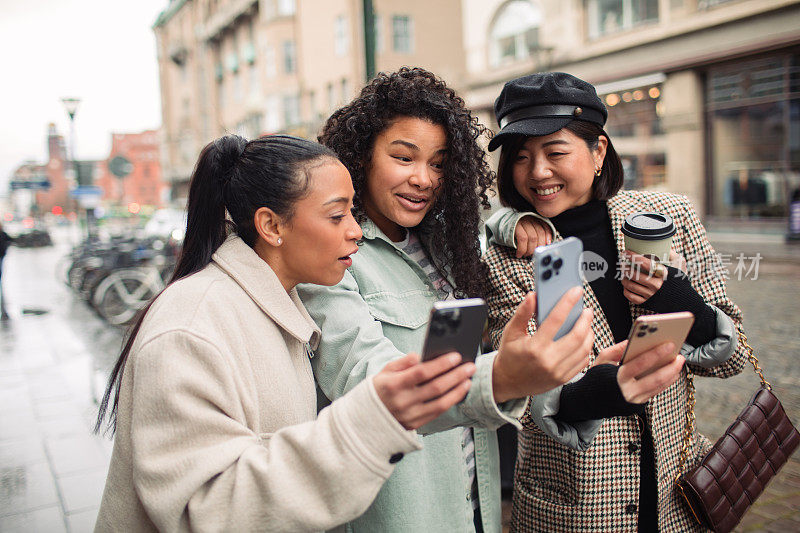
[392,15,413,53]
[489,1,542,67]
[707,54,800,218]
[602,84,665,190]
[587,0,658,40]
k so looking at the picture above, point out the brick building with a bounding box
[10,123,86,217]
[96,130,164,209]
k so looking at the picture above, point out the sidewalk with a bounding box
[0,240,118,532]
[706,230,800,264]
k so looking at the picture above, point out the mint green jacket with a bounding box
[297,218,527,533]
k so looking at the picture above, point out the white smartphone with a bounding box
[621,311,695,365]
[421,298,488,362]
[533,237,584,340]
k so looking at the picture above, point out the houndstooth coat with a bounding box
[484,190,748,532]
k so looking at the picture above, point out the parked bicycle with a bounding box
[63,234,181,325]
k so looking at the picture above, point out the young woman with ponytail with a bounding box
[94,134,476,532]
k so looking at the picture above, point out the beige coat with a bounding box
[95,236,421,533]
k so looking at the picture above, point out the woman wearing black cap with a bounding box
[483,72,747,531]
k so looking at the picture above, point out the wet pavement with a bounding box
[0,231,122,532]
[0,228,798,532]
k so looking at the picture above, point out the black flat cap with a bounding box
[488,72,607,151]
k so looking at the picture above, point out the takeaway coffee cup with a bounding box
[621,212,676,263]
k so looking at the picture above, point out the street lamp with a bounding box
[61,97,94,238]
[61,97,80,167]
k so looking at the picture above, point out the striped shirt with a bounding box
[399,231,479,510]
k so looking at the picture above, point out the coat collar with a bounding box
[359,217,455,286]
[606,195,629,262]
[212,236,320,349]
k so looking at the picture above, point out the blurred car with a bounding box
[6,218,53,248]
[143,208,186,241]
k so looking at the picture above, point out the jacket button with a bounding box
[625,503,638,515]
[389,453,404,464]
[628,442,639,453]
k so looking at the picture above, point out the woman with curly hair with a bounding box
[296,67,675,532]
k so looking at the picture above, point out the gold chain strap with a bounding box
[674,329,770,482]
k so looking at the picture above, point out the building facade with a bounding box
[153,0,467,202]
[463,0,800,221]
[96,130,165,211]
[10,124,89,218]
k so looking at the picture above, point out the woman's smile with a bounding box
[530,183,565,200]
[395,192,431,211]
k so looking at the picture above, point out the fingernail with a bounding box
[660,342,675,354]
[449,354,461,365]
[464,363,477,376]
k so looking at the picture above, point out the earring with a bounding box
[594,167,602,177]
[276,237,282,245]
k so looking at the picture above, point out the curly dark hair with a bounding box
[318,67,493,298]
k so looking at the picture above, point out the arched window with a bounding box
[489,0,542,67]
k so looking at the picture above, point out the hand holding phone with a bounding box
[533,237,584,340]
[621,311,694,365]
[421,298,488,362]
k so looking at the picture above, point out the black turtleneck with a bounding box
[550,200,632,343]
[550,200,655,532]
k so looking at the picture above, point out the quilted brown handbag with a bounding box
[675,331,800,533]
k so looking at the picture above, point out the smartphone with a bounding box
[421,298,488,362]
[621,311,695,364]
[533,237,584,340]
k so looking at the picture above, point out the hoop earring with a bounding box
[594,167,602,177]
[276,237,283,245]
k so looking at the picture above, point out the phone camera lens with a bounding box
[542,269,552,280]
[542,255,552,266]
[637,331,647,337]
[553,258,563,269]
[649,326,658,333]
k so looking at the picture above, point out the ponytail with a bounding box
[171,136,245,281]
[95,134,335,434]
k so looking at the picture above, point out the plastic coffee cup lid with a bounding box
[621,212,676,241]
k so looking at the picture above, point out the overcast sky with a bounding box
[0,0,167,190]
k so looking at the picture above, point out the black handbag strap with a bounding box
[675,328,770,482]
